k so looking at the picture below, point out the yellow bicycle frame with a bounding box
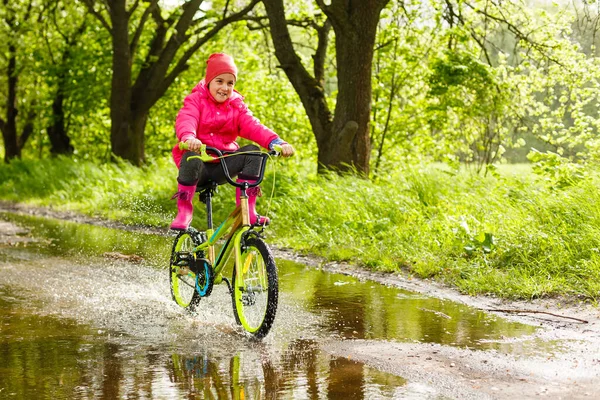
[192,195,252,288]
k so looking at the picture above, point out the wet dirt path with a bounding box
[1,205,600,399]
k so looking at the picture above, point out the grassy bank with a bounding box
[1,156,599,302]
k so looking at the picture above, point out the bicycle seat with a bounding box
[196,181,219,204]
[195,181,219,192]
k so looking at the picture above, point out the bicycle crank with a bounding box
[176,266,192,276]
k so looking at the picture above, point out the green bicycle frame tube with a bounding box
[193,207,251,280]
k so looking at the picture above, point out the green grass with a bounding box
[0,156,178,226]
[2,156,600,302]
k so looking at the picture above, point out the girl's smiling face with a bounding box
[209,73,236,103]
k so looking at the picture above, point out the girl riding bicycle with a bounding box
[170,53,294,231]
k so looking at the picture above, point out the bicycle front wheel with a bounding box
[231,237,278,338]
[170,230,202,310]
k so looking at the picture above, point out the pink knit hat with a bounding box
[205,53,238,84]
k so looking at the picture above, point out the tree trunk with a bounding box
[263,0,389,175]
[322,4,382,174]
[47,90,74,155]
[45,13,87,157]
[262,0,333,166]
[109,0,139,164]
[2,43,22,163]
[129,110,148,162]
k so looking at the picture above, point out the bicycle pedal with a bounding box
[174,251,192,266]
[176,266,192,276]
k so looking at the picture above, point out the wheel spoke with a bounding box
[169,231,201,310]
[232,237,278,338]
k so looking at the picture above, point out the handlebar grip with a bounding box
[178,141,213,162]
[271,144,283,154]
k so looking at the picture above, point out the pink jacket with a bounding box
[172,80,279,168]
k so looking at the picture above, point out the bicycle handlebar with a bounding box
[178,141,280,189]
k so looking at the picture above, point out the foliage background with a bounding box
[5,0,600,169]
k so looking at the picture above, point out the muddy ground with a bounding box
[1,201,599,399]
[286,246,600,399]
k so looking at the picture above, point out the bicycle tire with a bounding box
[169,230,202,310]
[231,236,278,338]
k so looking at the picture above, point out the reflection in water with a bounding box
[328,357,364,399]
[0,289,405,399]
[280,263,538,350]
[0,289,98,399]
[0,212,546,398]
[0,212,171,264]
[168,340,406,399]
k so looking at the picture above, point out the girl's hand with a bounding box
[280,143,295,158]
[185,138,203,152]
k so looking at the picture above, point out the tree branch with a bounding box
[313,18,331,84]
[102,0,111,14]
[159,0,205,59]
[18,112,36,149]
[23,0,34,23]
[46,0,65,44]
[49,2,89,57]
[130,0,159,55]
[314,0,329,13]
[135,0,260,111]
[222,0,231,18]
[81,0,112,32]
[161,0,260,92]
[463,0,564,66]
[127,0,141,16]
[468,27,493,66]
[316,0,350,33]
[488,308,589,324]
[262,0,333,144]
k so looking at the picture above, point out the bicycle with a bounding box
[169,143,282,339]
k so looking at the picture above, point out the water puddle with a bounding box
[0,212,552,398]
[280,262,538,350]
[0,288,407,399]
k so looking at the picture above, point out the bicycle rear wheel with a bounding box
[170,230,202,310]
[231,237,278,338]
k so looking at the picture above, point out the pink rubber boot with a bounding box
[170,183,197,230]
[236,180,270,225]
